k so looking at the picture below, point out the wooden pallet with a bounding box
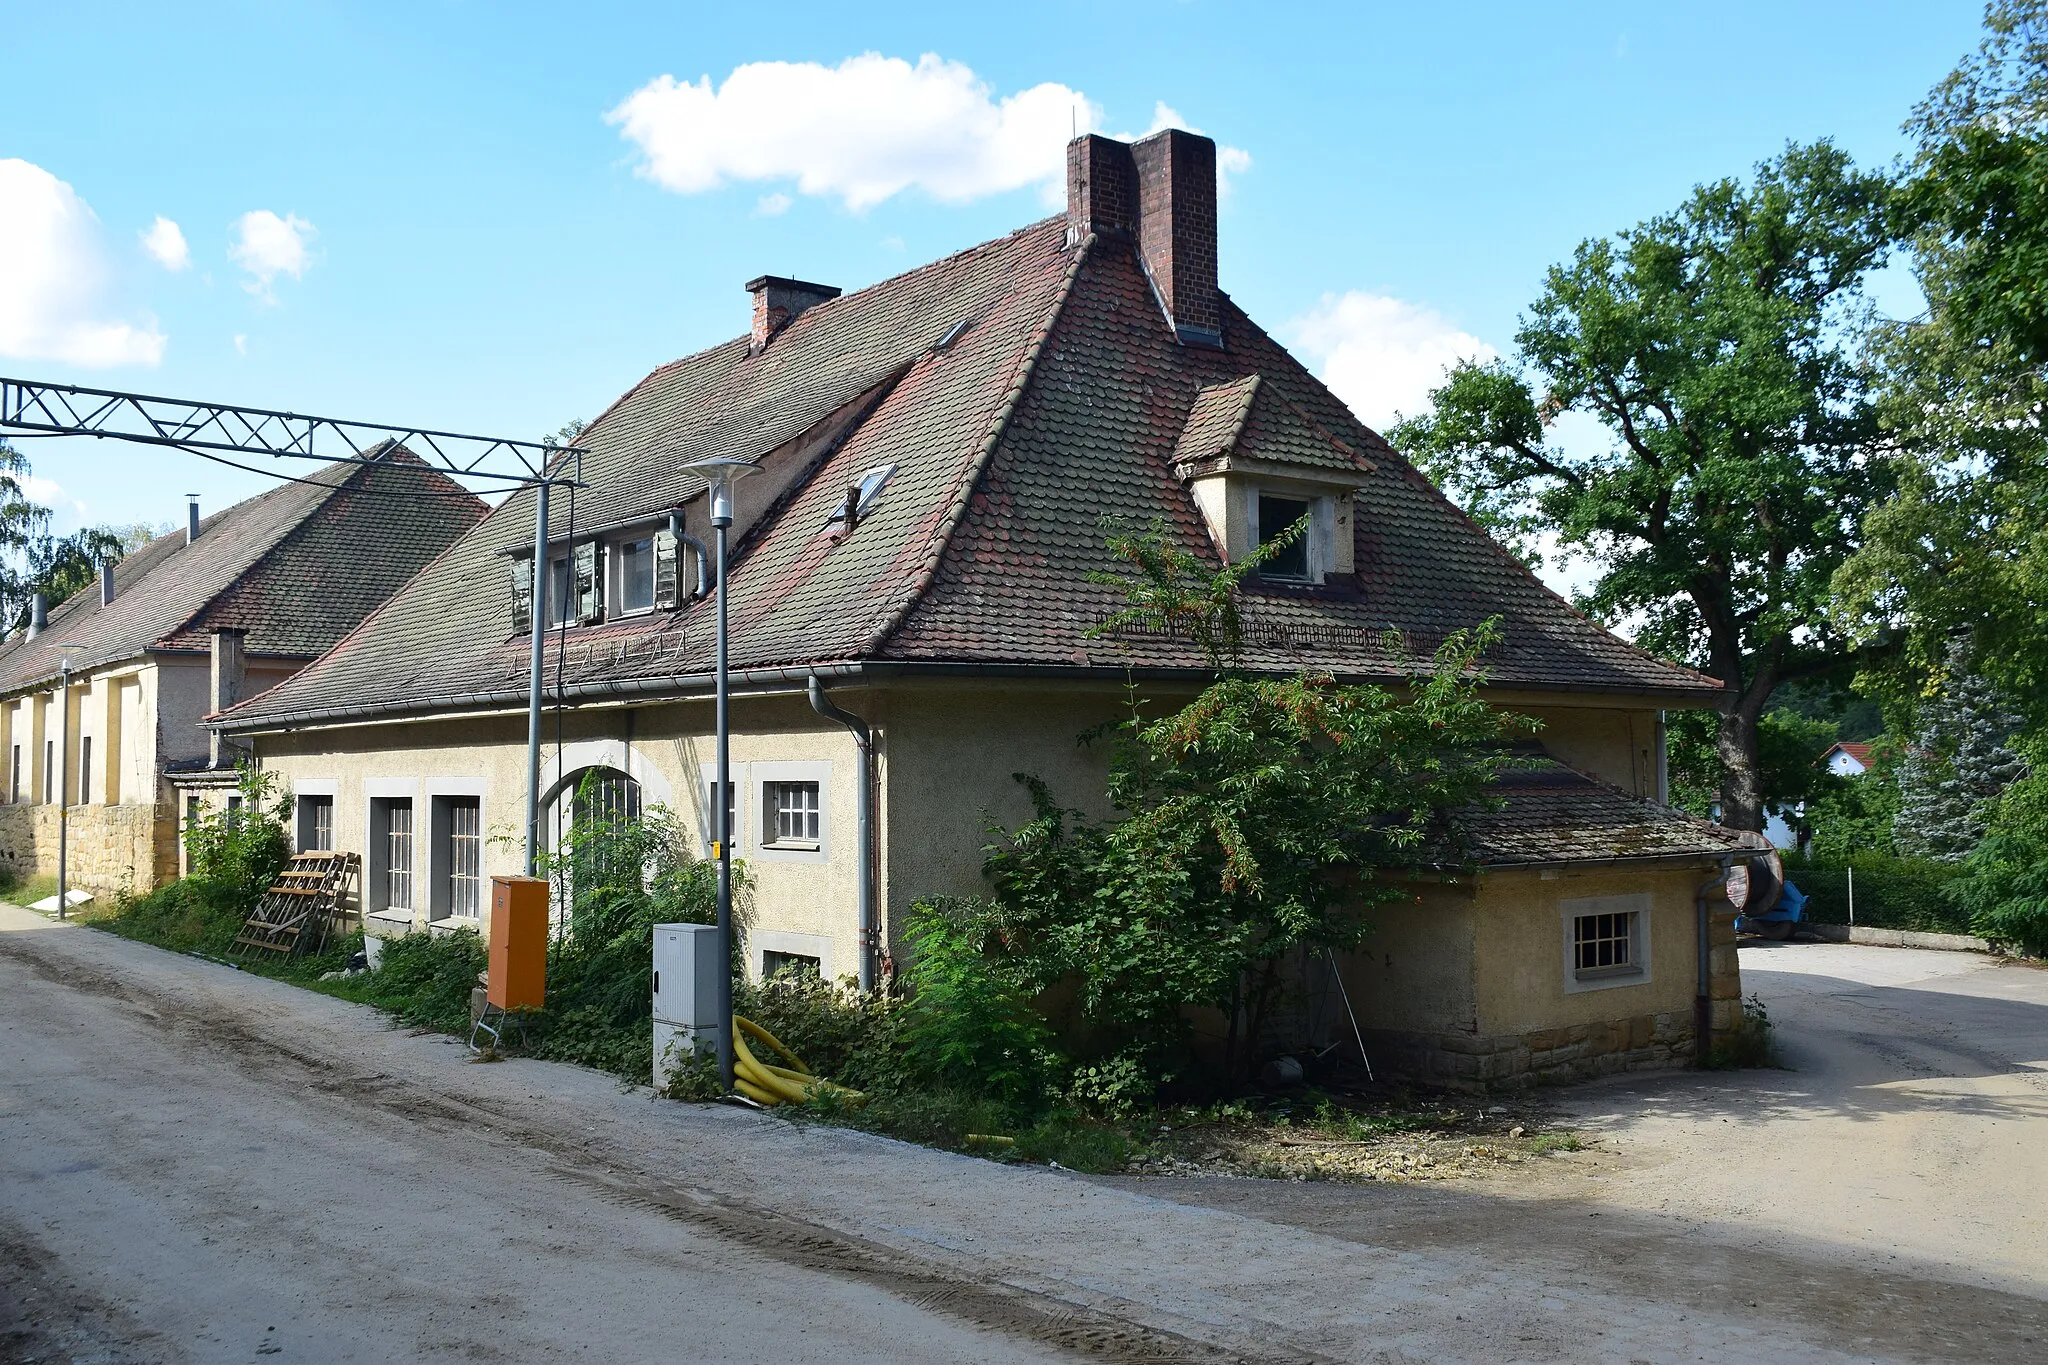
[233,851,361,959]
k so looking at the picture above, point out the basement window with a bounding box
[762,950,823,981]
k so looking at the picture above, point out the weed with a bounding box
[1707,993,1778,1069]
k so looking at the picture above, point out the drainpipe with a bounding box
[1695,860,1734,1067]
[807,672,874,992]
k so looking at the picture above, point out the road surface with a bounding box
[3,906,2043,1363]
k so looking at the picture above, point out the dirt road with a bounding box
[3,908,2043,1363]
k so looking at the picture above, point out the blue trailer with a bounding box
[1736,877,1807,940]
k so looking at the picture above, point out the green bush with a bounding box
[107,763,294,954]
[1956,770,2048,955]
[1784,852,1972,934]
[102,876,251,955]
[363,929,487,1032]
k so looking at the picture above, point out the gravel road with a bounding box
[3,906,2043,1363]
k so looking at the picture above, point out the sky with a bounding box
[0,0,1990,561]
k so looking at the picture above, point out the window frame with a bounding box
[1560,893,1653,993]
[822,463,897,532]
[761,780,822,850]
[749,760,831,864]
[610,534,659,618]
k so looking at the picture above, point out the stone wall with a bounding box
[0,801,177,899]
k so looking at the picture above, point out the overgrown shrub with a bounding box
[105,764,291,953]
[365,929,487,1032]
[1956,768,2048,955]
[1785,851,1972,934]
[1708,994,1778,1069]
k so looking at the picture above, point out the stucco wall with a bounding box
[1514,705,1661,796]
[1336,861,1740,1087]
[254,693,870,980]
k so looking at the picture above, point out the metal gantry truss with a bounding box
[0,374,580,486]
[0,374,587,876]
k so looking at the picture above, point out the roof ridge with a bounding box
[855,231,1095,658]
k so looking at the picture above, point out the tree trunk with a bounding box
[1716,706,1765,832]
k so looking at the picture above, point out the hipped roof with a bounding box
[218,217,1721,733]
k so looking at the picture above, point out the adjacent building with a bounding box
[216,130,1750,1084]
[0,450,487,896]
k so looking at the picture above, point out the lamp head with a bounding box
[683,457,760,528]
[52,641,86,678]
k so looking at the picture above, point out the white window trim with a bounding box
[751,760,831,864]
[423,778,488,922]
[606,534,659,621]
[364,778,421,923]
[753,929,835,983]
[1560,893,1653,994]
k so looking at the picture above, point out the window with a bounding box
[703,778,738,850]
[376,799,415,912]
[447,797,482,918]
[548,555,576,626]
[824,464,897,531]
[762,781,820,847]
[297,795,334,852]
[616,537,655,614]
[43,739,53,803]
[1257,494,1312,580]
[8,744,18,803]
[1574,911,1635,974]
[1563,894,1650,991]
[78,737,90,804]
[762,950,822,981]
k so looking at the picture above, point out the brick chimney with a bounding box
[1065,128,1221,348]
[746,276,840,353]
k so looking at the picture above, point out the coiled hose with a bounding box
[731,1015,865,1107]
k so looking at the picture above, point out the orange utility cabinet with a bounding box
[487,876,548,1011]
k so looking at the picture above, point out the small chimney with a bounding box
[208,627,248,767]
[100,561,115,607]
[1065,128,1222,348]
[746,276,839,354]
[186,494,200,545]
[27,592,46,639]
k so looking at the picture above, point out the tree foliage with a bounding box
[944,522,1524,1091]
[1392,144,1899,829]
[1894,641,2029,863]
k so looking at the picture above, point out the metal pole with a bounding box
[56,660,70,920]
[1847,865,1855,928]
[524,482,550,877]
[714,519,734,1089]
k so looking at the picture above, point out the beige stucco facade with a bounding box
[0,647,307,899]
[246,678,1741,1085]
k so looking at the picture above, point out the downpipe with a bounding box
[808,673,876,992]
[1694,860,1734,1067]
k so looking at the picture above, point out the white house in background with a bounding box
[1823,742,1875,777]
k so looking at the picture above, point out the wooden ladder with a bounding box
[233,852,361,959]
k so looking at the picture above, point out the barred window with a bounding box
[448,798,482,917]
[763,781,820,846]
[298,795,334,852]
[383,801,414,911]
[1574,910,1637,974]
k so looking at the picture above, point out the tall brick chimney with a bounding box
[746,275,840,354]
[1066,128,1222,348]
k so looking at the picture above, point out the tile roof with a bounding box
[219,217,1722,733]
[0,450,485,696]
[1463,757,1750,867]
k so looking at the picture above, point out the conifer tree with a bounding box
[1895,639,2029,861]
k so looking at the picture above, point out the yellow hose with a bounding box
[731,1015,865,1108]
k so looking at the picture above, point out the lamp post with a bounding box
[52,643,84,920]
[682,456,757,1090]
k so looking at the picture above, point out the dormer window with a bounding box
[1171,374,1374,590]
[509,526,683,634]
[1255,494,1312,581]
[614,535,656,615]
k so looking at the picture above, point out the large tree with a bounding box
[1833,1,2048,724]
[1393,144,1898,829]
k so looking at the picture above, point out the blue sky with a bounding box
[1,0,1987,540]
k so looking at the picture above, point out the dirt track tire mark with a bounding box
[1,930,1326,1365]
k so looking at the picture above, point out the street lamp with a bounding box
[52,642,85,920]
[682,456,758,1091]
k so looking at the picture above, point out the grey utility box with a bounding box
[653,923,723,1089]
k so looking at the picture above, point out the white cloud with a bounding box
[0,159,166,367]
[233,333,248,355]
[754,191,792,217]
[20,474,86,524]
[140,215,190,271]
[608,52,1101,210]
[1286,290,1498,432]
[229,210,316,300]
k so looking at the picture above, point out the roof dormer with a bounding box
[1173,374,1373,585]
